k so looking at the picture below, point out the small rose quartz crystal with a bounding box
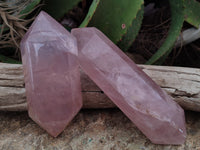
[20,11,82,137]
[72,27,186,144]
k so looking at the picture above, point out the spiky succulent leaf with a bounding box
[117,5,144,51]
[20,0,41,15]
[80,0,144,50]
[145,0,185,65]
[79,0,100,27]
[43,0,81,19]
[0,54,21,64]
[184,0,200,28]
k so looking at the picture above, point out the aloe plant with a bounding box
[184,0,200,28]
[117,5,144,51]
[80,0,144,51]
[146,0,185,65]
[20,0,41,15]
[43,0,82,19]
[0,54,21,64]
[2,0,200,65]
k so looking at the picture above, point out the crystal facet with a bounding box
[20,11,82,137]
[72,27,186,144]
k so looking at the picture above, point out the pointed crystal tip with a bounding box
[72,27,186,145]
[21,11,82,137]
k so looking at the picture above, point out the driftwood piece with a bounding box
[0,63,200,111]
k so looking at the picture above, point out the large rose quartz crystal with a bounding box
[72,27,186,144]
[20,11,82,137]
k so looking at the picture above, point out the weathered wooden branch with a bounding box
[0,62,200,111]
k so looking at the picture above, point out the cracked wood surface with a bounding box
[0,63,200,111]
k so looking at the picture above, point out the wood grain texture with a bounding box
[0,63,200,111]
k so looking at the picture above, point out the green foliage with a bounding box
[145,0,185,65]
[184,0,200,28]
[0,0,41,63]
[79,0,100,27]
[80,0,144,51]
[43,0,81,19]
[0,0,41,33]
[2,0,200,65]
[20,0,41,15]
[0,55,21,64]
[117,5,144,51]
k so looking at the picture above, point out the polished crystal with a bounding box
[20,11,82,137]
[72,27,186,144]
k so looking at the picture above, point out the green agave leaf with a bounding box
[20,0,41,15]
[79,0,100,27]
[0,55,21,64]
[43,0,82,19]
[184,0,200,28]
[117,5,144,51]
[80,0,144,50]
[145,0,185,65]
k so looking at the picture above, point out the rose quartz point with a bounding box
[72,27,186,145]
[20,11,82,137]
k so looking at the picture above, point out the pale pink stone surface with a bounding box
[20,11,82,137]
[72,27,186,145]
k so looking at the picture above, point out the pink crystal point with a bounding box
[72,27,186,144]
[20,11,82,137]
